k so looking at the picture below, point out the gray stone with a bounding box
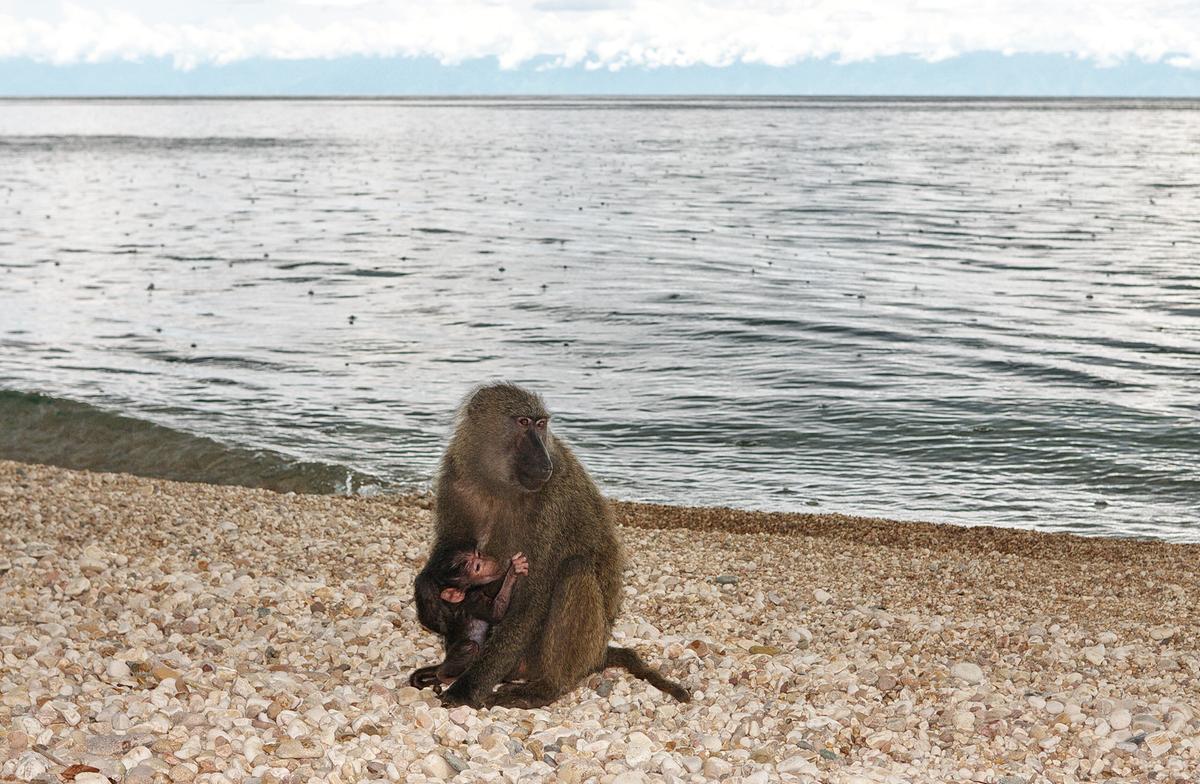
[1130,714,1163,733]
[124,765,156,784]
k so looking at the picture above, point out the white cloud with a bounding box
[0,0,1198,70]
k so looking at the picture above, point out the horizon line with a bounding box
[3,94,1199,101]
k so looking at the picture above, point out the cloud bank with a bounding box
[1,1,1198,72]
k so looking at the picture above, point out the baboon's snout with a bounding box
[516,431,553,490]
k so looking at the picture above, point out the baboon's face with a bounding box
[509,413,554,492]
[461,384,555,493]
[458,550,506,585]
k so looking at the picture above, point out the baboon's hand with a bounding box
[439,676,483,709]
[510,552,529,576]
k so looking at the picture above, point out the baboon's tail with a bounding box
[601,646,691,702]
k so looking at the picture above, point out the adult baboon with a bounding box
[421,382,685,708]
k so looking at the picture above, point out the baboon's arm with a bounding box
[433,463,478,542]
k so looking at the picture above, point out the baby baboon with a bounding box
[410,543,528,690]
[420,382,688,708]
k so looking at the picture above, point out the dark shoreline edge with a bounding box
[4,459,1193,565]
[610,499,1197,560]
[0,389,382,495]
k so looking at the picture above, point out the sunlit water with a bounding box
[1,97,1198,541]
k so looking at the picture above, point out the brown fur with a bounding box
[428,382,685,708]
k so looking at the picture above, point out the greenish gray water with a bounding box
[0,390,375,493]
[0,97,1198,541]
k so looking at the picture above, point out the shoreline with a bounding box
[1,459,1197,783]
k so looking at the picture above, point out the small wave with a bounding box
[0,389,378,495]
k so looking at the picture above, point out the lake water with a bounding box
[1,97,1198,541]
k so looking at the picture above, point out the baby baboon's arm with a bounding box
[490,551,528,622]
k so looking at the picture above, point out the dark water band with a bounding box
[0,388,380,495]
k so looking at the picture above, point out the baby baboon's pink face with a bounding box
[460,550,504,585]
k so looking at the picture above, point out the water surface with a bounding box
[1,98,1198,541]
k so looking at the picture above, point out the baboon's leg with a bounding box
[488,556,608,709]
[409,665,442,690]
[436,640,481,683]
[487,679,559,709]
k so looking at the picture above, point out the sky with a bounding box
[1,1,1199,95]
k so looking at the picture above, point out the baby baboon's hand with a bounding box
[510,552,529,575]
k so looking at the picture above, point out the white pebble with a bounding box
[611,773,647,784]
[75,774,110,784]
[242,736,264,763]
[10,752,50,782]
[65,576,91,596]
[274,738,322,760]
[1145,732,1172,756]
[624,731,653,768]
[950,662,984,684]
[778,755,819,775]
[420,752,454,780]
[703,757,733,778]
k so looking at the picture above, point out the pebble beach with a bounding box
[1,459,1197,784]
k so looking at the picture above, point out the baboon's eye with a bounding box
[535,419,548,429]
[516,416,532,427]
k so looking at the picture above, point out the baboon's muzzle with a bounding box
[515,429,553,491]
